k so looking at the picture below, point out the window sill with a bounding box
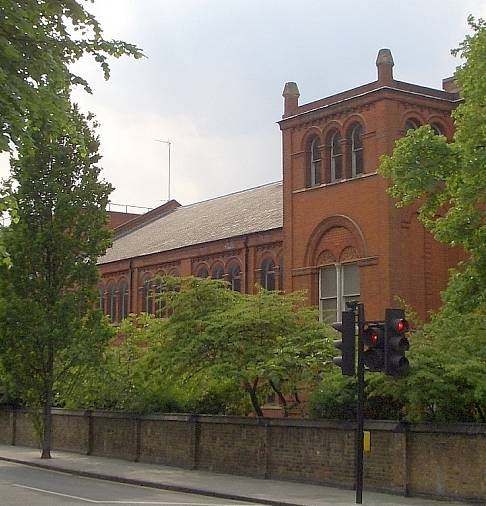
[293,171,378,194]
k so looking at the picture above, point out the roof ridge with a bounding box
[178,180,282,210]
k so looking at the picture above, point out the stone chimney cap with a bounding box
[376,48,394,67]
[282,82,300,98]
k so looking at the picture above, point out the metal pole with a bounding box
[167,140,171,201]
[356,303,365,504]
[155,139,171,202]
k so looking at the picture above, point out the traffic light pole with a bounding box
[355,302,365,505]
[335,303,409,504]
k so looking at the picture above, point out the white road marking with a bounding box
[13,484,98,502]
[13,483,258,505]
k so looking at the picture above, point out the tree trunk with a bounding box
[41,344,54,459]
[244,379,263,417]
[269,380,288,417]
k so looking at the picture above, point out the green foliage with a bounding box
[153,277,335,416]
[59,313,250,416]
[374,18,486,423]
[309,369,402,421]
[61,278,335,417]
[367,307,486,422]
[0,0,143,152]
[0,105,114,455]
[379,17,486,313]
[0,0,143,266]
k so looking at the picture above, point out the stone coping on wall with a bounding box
[7,408,486,434]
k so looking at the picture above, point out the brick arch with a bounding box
[400,110,426,130]
[300,126,323,152]
[342,114,366,134]
[224,256,242,270]
[255,245,280,265]
[316,249,336,266]
[193,262,210,277]
[427,115,452,140]
[340,246,359,262]
[304,215,367,267]
[322,120,343,142]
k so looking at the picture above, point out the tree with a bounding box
[0,105,113,458]
[0,0,143,152]
[379,16,486,313]
[374,18,486,422]
[153,277,334,417]
[0,0,143,266]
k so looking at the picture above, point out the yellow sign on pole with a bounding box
[364,431,371,452]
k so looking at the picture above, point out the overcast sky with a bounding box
[2,0,486,211]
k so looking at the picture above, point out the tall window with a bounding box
[228,262,241,292]
[319,263,360,323]
[141,275,154,314]
[431,123,444,135]
[196,266,209,278]
[308,137,321,187]
[260,258,276,291]
[98,287,104,312]
[118,280,129,321]
[405,119,420,131]
[106,281,116,323]
[211,264,224,279]
[349,124,363,177]
[153,279,166,317]
[329,131,342,182]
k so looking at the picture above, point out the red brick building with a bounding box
[98,49,463,323]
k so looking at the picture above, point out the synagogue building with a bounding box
[98,49,463,324]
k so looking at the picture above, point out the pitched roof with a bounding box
[99,181,283,265]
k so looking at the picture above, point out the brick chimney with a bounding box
[442,76,460,94]
[282,82,300,116]
[376,48,394,84]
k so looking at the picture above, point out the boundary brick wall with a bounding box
[1,409,484,503]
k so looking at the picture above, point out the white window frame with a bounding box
[319,263,360,323]
[330,132,342,182]
[350,124,363,177]
[310,137,321,187]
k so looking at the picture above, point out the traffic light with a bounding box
[362,324,385,372]
[384,308,410,376]
[332,310,355,376]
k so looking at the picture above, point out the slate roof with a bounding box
[99,181,283,265]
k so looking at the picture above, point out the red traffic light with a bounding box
[394,318,409,333]
[363,325,384,348]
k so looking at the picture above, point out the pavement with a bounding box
[0,444,473,506]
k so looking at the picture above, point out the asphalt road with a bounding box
[0,460,263,506]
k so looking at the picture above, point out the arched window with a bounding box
[307,136,321,187]
[260,258,276,291]
[118,280,129,321]
[405,119,420,131]
[141,275,154,314]
[348,124,363,177]
[329,131,342,182]
[211,264,224,280]
[196,266,209,278]
[106,281,116,323]
[153,278,166,317]
[228,262,241,292]
[431,123,444,135]
[98,287,104,312]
